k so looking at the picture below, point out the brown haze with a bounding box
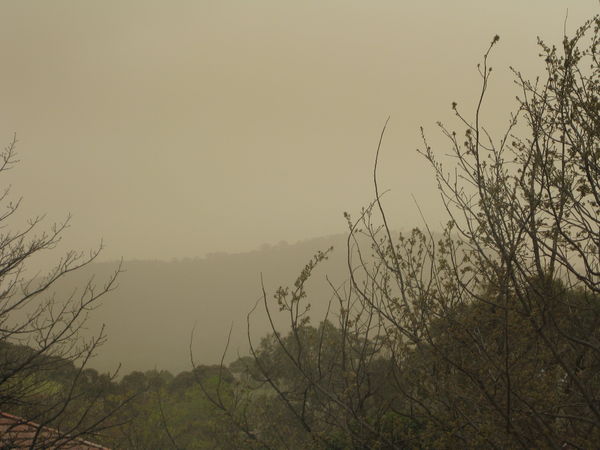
[0,1,598,371]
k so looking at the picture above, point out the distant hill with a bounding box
[54,234,357,374]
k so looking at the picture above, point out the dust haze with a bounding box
[0,2,599,447]
[0,1,592,263]
[1,0,595,365]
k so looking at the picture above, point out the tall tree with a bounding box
[213,13,600,449]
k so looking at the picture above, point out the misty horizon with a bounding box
[1,1,596,267]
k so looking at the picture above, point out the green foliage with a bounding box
[0,347,244,449]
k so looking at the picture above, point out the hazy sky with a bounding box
[0,1,597,263]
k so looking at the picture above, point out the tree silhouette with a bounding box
[0,136,124,447]
[210,13,600,449]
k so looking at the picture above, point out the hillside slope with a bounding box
[59,234,354,374]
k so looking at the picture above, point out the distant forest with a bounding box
[57,233,355,374]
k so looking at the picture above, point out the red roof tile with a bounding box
[0,411,110,449]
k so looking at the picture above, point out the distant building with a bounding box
[0,412,109,449]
